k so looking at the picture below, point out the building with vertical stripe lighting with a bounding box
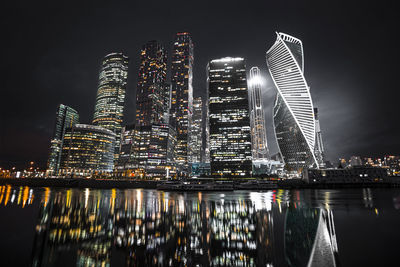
[266,32,317,175]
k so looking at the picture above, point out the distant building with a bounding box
[46,104,79,176]
[303,166,389,183]
[350,156,362,167]
[136,41,168,126]
[92,53,129,164]
[267,32,317,175]
[384,155,400,176]
[189,97,203,171]
[170,32,194,176]
[207,57,252,177]
[314,108,326,168]
[59,124,116,177]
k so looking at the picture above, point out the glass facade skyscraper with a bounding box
[93,53,129,163]
[189,97,203,164]
[170,32,194,176]
[46,104,79,176]
[207,57,252,177]
[314,108,326,168]
[266,32,317,174]
[248,67,269,161]
[136,40,168,126]
[59,124,116,177]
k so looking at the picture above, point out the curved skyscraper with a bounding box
[266,32,317,173]
[93,53,129,163]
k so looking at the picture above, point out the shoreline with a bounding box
[1,178,399,191]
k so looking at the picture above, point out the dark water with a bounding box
[0,186,399,266]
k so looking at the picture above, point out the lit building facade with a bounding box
[189,97,203,165]
[207,57,252,177]
[314,108,326,167]
[116,124,139,176]
[135,40,168,126]
[92,53,129,163]
[248,67,269,160]
[46,104,79,176]
[116,124,177,179]
[266,32,317,175]
[59,124,116,177]
[170,32,194,176]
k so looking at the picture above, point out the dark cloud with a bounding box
[1,0,398,169]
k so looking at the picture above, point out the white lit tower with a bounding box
[266,32,318,174]
[248,67,270,161]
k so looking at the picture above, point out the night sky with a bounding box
[1,1,398,169]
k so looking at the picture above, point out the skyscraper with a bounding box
[248,67,269,160]
[314,108,326,168]
[170,32,194,176]
[46,104,79,176]
[189,97,203,166]
[207,57,252,177]
[59,124,116,177]
[131,40,176,179]
[93,53,129,163]
[136,40,168,126]
[266,32,317,174]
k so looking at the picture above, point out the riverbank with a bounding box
[1,177,399,190]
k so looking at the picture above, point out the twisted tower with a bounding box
[266,32,317,173]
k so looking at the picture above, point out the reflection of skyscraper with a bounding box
[248,67,269,161]
[314,108,325,168]
[267,32,317,174]
[284,207,339,267]
[46,104,79,176]
[207,57,252,177]
[31,189,114,267]
[93,53,129,163]
[171,32,194,176]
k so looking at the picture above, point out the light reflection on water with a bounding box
[0,185,399,266]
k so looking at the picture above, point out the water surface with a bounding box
[0,185,399,266]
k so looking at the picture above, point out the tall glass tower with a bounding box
[248,67,269,161]
[46,104,79,176]
[93,53,129,163]
[266,32,317,174]
[189,97,203,164]
[314,108,326,168]
[136,40,168,126]
[171,32,194,176]
[207,57,252,177]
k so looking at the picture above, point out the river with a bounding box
[0,186,399,266]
